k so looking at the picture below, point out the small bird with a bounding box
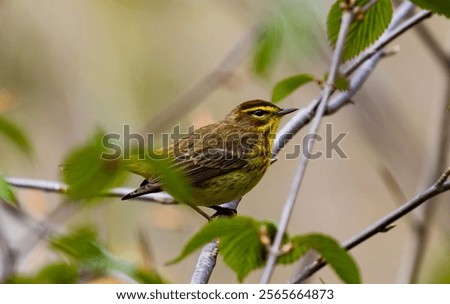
[122,100,297,214]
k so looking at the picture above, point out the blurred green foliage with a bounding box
[124,149,193,203]
[253,22,284,77]
[252,1,326,78]
[0,114,32,158]
[6,263,79,284]
[0,173,18,207]
[7,226,166,283]
[62,131,125,201]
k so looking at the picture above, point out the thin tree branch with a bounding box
[361,0,379,13]
[273,5,432,155]
[190,198,240,284]
[291,172,450,283]
[190,241,219,284]
[397,76,450,282]
[6,177,176,205]
[260,8,354,284]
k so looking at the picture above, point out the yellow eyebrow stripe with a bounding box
[241,106,278,113]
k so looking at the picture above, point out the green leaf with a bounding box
[169,216,265,282]
[0,115,32,157]
[286,234,361,283]
[50,226,111,274]
[327,0,393,61]
[62,131,125,200]
[410,0,450,18]
[252,22,284,76]
[171,216,359,283]
[272,74,315,103]
[277,240,309,265]
[0,173,18,206]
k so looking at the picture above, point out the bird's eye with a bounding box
[252,110,266,117]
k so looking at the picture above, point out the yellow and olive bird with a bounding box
[122,100,297,210]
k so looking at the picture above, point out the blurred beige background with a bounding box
[0,0,448,283]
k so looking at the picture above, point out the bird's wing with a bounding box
[170,123,260,185]
[175,147,249,184]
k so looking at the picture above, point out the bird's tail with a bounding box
[121,181,161,200]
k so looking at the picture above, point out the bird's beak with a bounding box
[277,108,298,116]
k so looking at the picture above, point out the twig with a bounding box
[190,240,219,284]
[397,77,450,283]
[6,177,177,205]
[326,51,384,114]
[291,177,450,283]
[361,0,379,13]
[273,5,432,155]
[190,198,241,284]
[395,17,450,282]
[436,167,450,187]
[260,8,354,284]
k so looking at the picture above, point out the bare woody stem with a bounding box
[6,177,176,205]
[291,173,450,283]
[259,8,354,284]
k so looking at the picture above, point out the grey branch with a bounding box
[291,172,450,283]
[190,241,219,284]
[260,8,354,284]
[273,4,432,156]
[6,177,176,205]
[397,78,450,283]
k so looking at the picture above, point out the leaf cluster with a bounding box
[169,216,360,283]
